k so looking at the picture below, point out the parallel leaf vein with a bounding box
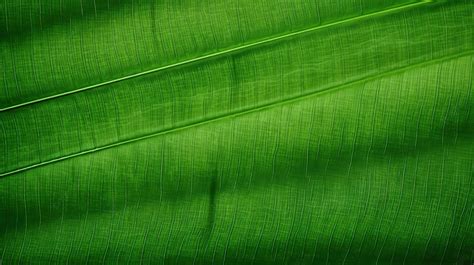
[1,50,472,177]
[0,1,431,112]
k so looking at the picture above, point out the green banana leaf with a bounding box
[1,0,473,264]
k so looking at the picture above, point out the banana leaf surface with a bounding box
[0,0,473,264]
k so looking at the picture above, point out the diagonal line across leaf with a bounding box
[1,50,471,178]
[0,1,431,112]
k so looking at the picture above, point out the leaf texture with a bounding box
[0,0,473,264]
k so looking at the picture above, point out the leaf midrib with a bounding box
[0,1,430,112]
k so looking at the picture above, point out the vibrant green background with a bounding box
[1,0,473,264]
